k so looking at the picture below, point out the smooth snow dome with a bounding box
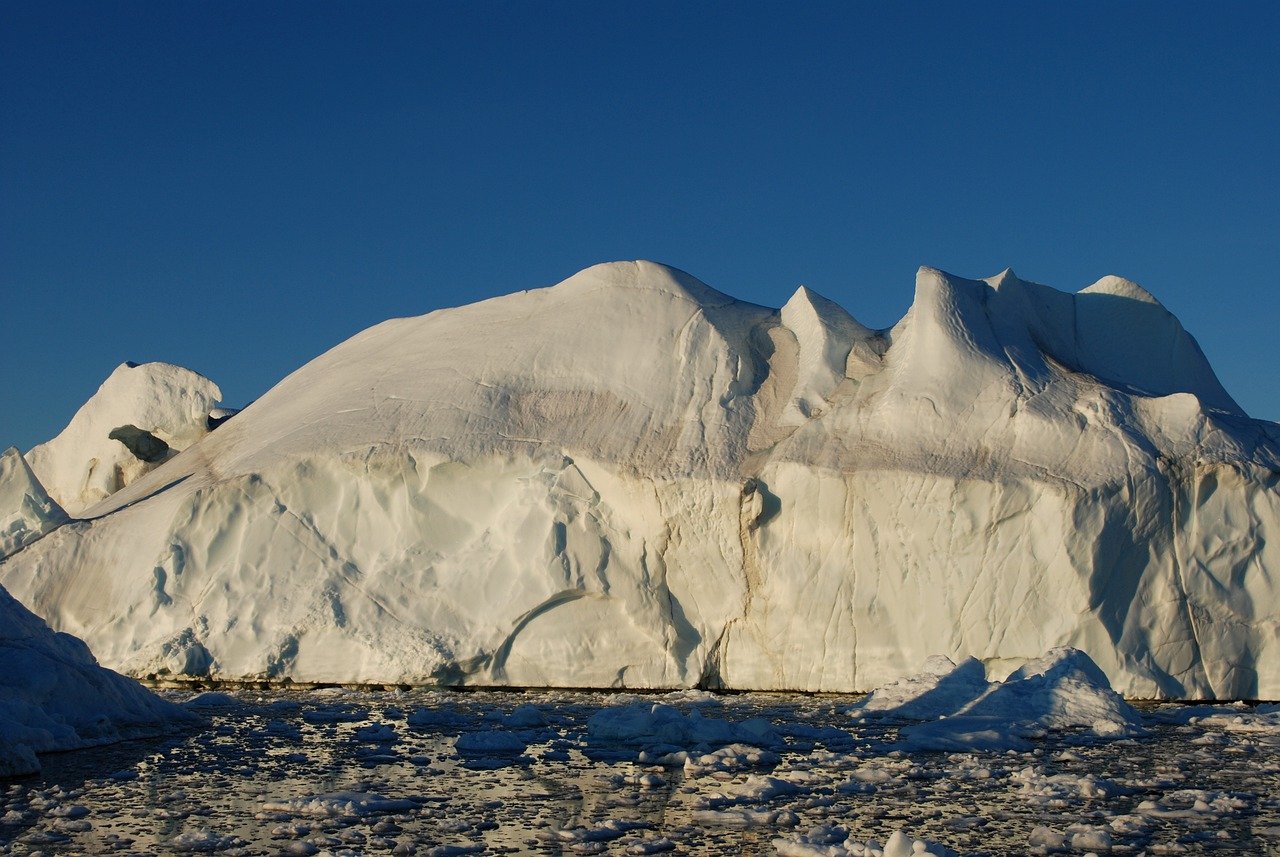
[0,582,193,776]
[3,261,1280,698]
[24,361,222,516]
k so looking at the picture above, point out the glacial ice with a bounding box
[0,447,67,560]
[23,361,222,516]
[0,581,194,776]
[848,648,1142,752]
[2,260,1279,698]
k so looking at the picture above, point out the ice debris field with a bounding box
[3,669,1280,855]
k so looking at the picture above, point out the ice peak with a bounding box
[552,260,741,310]
[1080,274,1162,306]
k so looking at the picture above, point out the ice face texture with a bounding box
[0,446,67,560]
[3,261,1278,698]
[0,582,194,776]
[24,361,222,516]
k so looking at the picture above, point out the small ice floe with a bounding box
[774,825,957,857]
[692,807,800,828]
[700,774,801,809]
[643,741,779,776]
[586,701,779,753]
[1011,766,1125,806]
[849,648,1143,752]
[453,730,527,755]
[167,827,248,852]
[498,703,547,728]
[182,691,243,711]
[406,706,466,729]
[535,818,653,847]
[353,723,398,743]
[261,791,417,819]
[301,705,369,725]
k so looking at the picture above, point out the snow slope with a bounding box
[24,361,222,516]
[3,261,1278,698]
[0,582,194,776]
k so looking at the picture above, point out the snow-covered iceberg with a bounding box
[3,261,1279,698]
[0,582,195,776]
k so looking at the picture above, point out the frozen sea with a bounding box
[2,688,1279,856]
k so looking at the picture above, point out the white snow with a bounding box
[0,447,67,560]
[23,361,222,516]
[3,261,1278,698]
[849,649,1142,752]
[0,581,194,776]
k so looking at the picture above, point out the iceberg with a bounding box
[2,261,1278,698]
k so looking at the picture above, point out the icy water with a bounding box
[2,689,1279,856]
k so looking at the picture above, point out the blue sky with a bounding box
[3,2,1277,450]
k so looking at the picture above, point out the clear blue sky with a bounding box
[3,2,1277,451]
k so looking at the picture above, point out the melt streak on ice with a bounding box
[3,261,1279,698]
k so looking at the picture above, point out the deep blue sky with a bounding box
[3,2,1277,450]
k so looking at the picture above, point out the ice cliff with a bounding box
[2,261,1278,699]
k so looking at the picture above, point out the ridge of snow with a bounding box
[2,261,1277,699]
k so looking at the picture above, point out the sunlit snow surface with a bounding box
[2,689,1279,856]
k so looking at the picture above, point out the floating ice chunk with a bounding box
[857,649,1142,752]
[587,702,779,751]
[260,791,417,818]
[453,730,527,755]
[353,723,398,743]
[773,825,957,857]
[167,828,247,852]
[183,692,243,710]
[501,703,547,727]
[848,656,989,720]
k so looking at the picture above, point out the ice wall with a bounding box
[2,262,1277,698]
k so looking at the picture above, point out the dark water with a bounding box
[2,689,1278,856]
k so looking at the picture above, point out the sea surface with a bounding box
[2,688,1278,856]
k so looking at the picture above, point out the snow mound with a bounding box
[24,361,221,515]
[0,583,195,776]
[0,447,67,560]
[4,261,1280,698]
[849,648,1142,752]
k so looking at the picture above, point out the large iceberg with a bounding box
[2,261,1278,698]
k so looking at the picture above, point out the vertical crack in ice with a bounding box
[1166,458,1211,697]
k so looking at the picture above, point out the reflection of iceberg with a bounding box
[4,261,1279,698]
